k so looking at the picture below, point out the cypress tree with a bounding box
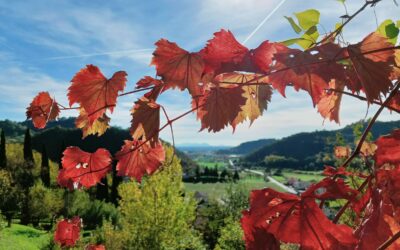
[233,170,240,182]
[96,177,109,202]
[195,166,201,183]
[110,161,122,206]
[40,144,50,187]
[58,141,67,170]
[20,128,35,225]
[0,130,6,169]
[23,129,34,165]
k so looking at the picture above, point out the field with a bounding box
[272,170,324,183]
[185,176,284,200]
[0,224,51,250]
[196,160,227,169]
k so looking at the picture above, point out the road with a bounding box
[245,169,298,194]
[228,160,297,194]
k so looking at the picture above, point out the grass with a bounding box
[272,170,324,183]
[184,176,284,200]
[0,224,51,250]
[197,161,227,169]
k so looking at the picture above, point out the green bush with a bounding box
[66,191,119,230]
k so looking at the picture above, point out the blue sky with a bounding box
[0,0,399,146]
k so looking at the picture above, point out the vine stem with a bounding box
[332,176,370,224]
[319,81,400,209]
[219,45,400,87]
[317,0,381,45]
[378,230,400,250]
[340,81,400,168]
[115,103,205,158]
[118,86,156,97]
[327,88,400,114]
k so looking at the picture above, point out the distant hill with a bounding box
[216,138,276,155]
[177,143,230,152]
[0,118,199,174]
[244,120,400,169]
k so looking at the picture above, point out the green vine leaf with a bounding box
[285,16,302,34]
[377,19,399,44]
[294,9,320,31]
[297,26,319,49]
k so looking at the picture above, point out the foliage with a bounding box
[0,130,6,169]
[0,170,21,227]
[29,182,63,225]
[24,0,400,248]
[99,145,204,250]
[65,190,118,230]
[40,144,50,187]
[214,217,245,250]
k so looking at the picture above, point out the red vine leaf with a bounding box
[214,73,272,130]
[115,140,165,182]
[388,91,400,112]
[376,168,400,221]
[194,85,246,132]
[241,213,280,250]
[26,92,60,129]
[54,217,81,247]
[334,146,352,159]
[323,166,350,177]
[68,65,127,125]
[200,29,248,73]
[151,39,204,97]
[302,177,358,201]
[242,188,357,249]
[346,32,395,102]
[58,147,112,189]
[375,129,400,169]
[130,97,160,147]
[251,41,288,73]
[355,190,400,250]
[269,43,344,106]
[75,108,110,138]
[136,76,164,100]
[86,244,106,250]
[352,187,371,216]
[317,80,344,124]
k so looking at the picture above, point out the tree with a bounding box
[0,170,21,227]
[194,165,201,183]
[40,144,50,187]
[58,140,66,170]
[100,145,204,250]
[96,177,109,202]
[220,168,229,182]
[110,161,121,206]
[215,217,245,250]
[23,128,34,165]
[29,182,63,227]
[19,129,35,225]
[0,130,6,169]
[233,170,240,182]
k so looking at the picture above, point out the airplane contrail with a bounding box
[41,48,154,61]
[242,0,287,45]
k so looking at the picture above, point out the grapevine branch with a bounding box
[340,81,400,168]
[57,85,157,111]
[115,103,205,158]
[219,45,400,88]
[327,88,400,113]
[332,176,370,224]
[317,0,382,45]
[378,230,400,250]
[319,81,400,210]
